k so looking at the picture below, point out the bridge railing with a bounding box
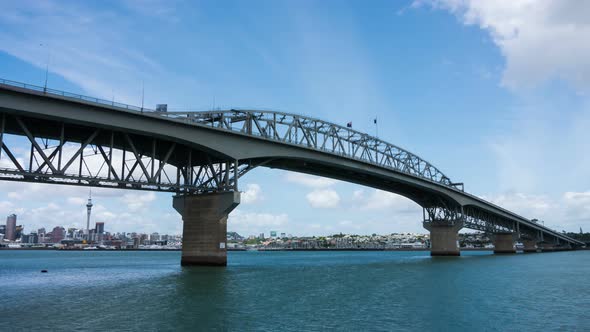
[1,78,583,244]
[0,78,149,113]
[0,78,456,189]
[159,109,459,189]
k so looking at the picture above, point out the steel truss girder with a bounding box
[422,200,517,233]
[159,110,459,188]
[462,206,512,233]
[422,197,464,227]
[0,115,256,194]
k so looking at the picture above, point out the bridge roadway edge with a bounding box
[0,83,584,250]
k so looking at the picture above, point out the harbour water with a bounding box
[0,250,588,331]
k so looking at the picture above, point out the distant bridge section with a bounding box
[0,78,583,265]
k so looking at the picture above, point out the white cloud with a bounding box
[0,200,14,210]
[483,192,554,219]
[241,184,262,204]
[306,189,340,208]
[563,191,590,223]
[480,191,590,231]
[420,0,590,92]
[121,192,156,211]
[412,1,590,193]
[285,172,338,188]
[0,0,178,104]
[228,210,289,235]
[352,189,419,212]
[67,197,86,205]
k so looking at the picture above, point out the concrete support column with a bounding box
[173,191,240,266]
[424,222,462,256]
[521,239,538,253]
[537,242,555,252]
[491,232,516,254]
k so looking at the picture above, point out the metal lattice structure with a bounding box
[157,110,462,189]
[0,114,252,193]
[0,78,584,246]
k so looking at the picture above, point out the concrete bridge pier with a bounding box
[173,192,240,266]
[423,222,462,256]
[537,242,556,252]
[491,232,516,254]
[521,239,538,253]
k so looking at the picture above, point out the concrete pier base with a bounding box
[492,232,516,254]
[537,242,555,252]
[424,222,462,256]
[173,192,240,266]
[521,239,538,253]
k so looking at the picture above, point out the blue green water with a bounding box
[0,250,588,331]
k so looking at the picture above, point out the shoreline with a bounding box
[1,247,585,252]
[0,247,494,252]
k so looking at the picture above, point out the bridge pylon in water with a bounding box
[423,205,463,256]
[173,191,240,266]
[0,78,584,266]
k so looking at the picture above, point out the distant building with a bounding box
[259,233,265,240]
[96,222,105,243]
[280,233,286,238]
[15,225,23,240]
[5,214,17,241]
[51,226,65,244]
[270,231,277,238]
[150,232,160,242]
[96,222,105,234]
[28,232,38,244]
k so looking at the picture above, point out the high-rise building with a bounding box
[15,225,23,240]
[51,226,65,244]
[5,214,17,241]
[95,222,105,243]
[150,232,160,242]
[86,191,93,241]
[28,232,39,244]
[38,228,47,243]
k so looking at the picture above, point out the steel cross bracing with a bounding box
[158,110,462,189]
[0,114,251,194]
[423,203,529,234]
[0,79,584,246]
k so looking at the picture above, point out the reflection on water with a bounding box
[0,250,588,331]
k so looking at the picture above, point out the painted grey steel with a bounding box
[0,78,583,246]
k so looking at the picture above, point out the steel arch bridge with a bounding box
[0,78,583,258]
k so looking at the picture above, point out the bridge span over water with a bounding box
[0,79,583,265]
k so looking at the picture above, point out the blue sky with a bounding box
[0,0,589,236]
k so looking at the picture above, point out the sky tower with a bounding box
[86,190,93,241]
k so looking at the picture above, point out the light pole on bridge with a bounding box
[39,43,51,93]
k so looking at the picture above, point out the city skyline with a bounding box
[0,0,589,237]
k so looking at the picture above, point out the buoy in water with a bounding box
[41,270,48,273]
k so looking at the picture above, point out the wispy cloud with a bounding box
[0,0,179,104]
[419,0,590,92]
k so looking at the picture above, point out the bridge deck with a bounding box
[0,78,583,246]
